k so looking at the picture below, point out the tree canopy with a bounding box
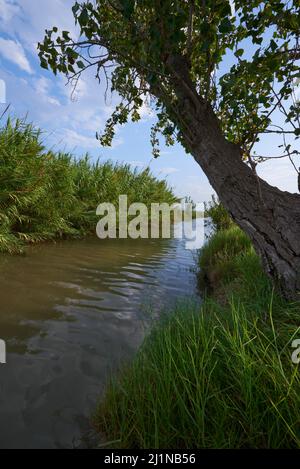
[38,0,300,164]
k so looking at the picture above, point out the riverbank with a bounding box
[94,222,300,448]
[0,118,176,254]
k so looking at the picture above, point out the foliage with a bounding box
[94,225,300,449]
[38,0,300,163]
[204,194,233,231]
[198,225,252,289]
[0,118,177,254]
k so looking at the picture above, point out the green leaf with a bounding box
[253,37,263,45]
[270,39,277,52]
[62,31,70,40]
[40,58,49,70]
[72,2,80,16]
[79,8,89,26]
[235,49,244,58]
[123,0,134,19]
[219,18,232,33]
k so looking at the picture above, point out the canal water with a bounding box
[0,222,203,448]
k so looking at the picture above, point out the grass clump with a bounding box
[94,208,300,448]
[0,118,177,253]
[198,225,253,290]
[95,298,300,448]
[204,194,233,231]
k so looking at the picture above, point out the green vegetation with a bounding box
[204,194,233,231]
[0,118,176,254]
[94,207,300,449]
[198,225,252,292]
[38,1,300,300]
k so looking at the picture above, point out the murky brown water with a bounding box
[0,223,202,448]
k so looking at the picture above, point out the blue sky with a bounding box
[0,0,299,201]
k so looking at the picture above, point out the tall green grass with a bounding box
[198,225,253,291]
[204,194,233,231]
[0,118,177,253]
[94,226,300,448]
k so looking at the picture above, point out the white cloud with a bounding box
[63,77,88,101]
[294,85,300,104]
[60,128,101,150]
[229,0,236,16]
[35,77,61,106]
[47,96,60,106]
[159,167,179,175]
[0,37,32,73]
[54,126,122,152]
[173,174,215,202]
[0,0,128,156]
[129,160,146,168]
[0,0,78,56]
[138,99,154,121]
[0,0,21,23]
[258,159,299,194]
[35,76,50,95]
[109,135,124,149]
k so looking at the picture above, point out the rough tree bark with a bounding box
[164,55,300,300]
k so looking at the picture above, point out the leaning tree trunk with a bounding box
[165,55,300,300]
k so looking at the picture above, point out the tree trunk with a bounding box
[165,55,300,300]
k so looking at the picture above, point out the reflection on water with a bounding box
[0,222,202,448]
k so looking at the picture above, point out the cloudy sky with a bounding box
[0,0,299,202]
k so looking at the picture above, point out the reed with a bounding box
[0,118,177,253]
[94,222,300,448]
